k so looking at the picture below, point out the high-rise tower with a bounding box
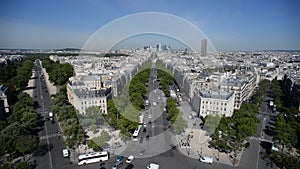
[201,39,207,56]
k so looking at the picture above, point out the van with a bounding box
[199,156,213,164]
[112,161,123,169]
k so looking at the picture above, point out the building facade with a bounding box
[191,89,235,117]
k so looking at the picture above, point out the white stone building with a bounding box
[192,89,235,117]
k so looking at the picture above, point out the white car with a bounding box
[147,163,159,169]
[62,148,69,157]
[199,156,213,164]
[125,155,134,163]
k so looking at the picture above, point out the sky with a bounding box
[0,0,299,51]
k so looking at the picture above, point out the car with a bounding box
[147,163,160,169]
[139,149,145,156]
[146,135,150,140]
[112,161,123,169]
[93,146,104,152]
[62,148,69,157]
[125,164,134,169]
[125,155,134,163]
[199,156,213,164]
[116,155,123,162]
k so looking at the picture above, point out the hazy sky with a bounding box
[0,0,299,51]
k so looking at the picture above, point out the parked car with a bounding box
[116,155,124,162]
[112,161,123,169]
[62,148,69,157]
[140,149,145,156]
[125,155,134,163]
[125,164,134,169]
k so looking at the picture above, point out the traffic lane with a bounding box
[129,148,232,169]
[62,148,235,169]
[238,139,260,169]
[50,136,72,169]
[34,139,52,169]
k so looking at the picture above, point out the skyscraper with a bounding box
[201,39,207,56]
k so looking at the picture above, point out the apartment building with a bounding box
[191,89,235,117]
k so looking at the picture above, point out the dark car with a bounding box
[116,155,124,162]
[125,164,134,169]
[93,147,104,152]
[139,149,145,156]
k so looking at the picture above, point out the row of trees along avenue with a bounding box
[268,78,300,169]
[0,58,39,169]
[156,60,187,134]
[42,57,86,147]
[80,61,152,148]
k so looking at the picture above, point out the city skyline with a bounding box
[0,0,300,51]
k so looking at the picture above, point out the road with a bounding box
[32,60,71,169]
[30,58,278,169]
[238,90,278,169]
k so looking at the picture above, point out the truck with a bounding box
[146,163,159,169]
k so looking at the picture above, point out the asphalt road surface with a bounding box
[32,60,71,169]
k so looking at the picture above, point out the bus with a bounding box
[132,125,142,141]
[78,151,109,165]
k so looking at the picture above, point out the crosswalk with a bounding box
[250,136,272,143]
[40,132,62,140]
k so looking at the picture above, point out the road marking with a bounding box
[44,116,53,169]
[40,133,62,140]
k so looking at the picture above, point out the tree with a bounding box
[16,135,39,161]
[0,123,21,157]
[85,106,106,126]
[274,114,296,156]
[20,108,37,131]
[172,112,187,134]
[203,115,222,133]
[92,130,111,147]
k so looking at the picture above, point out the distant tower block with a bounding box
[201,39,207,56]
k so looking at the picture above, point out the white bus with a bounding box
[132,125,142,141]
[78,151,109,165]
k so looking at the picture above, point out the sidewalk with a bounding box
[41,67,57,96]
[176,100,243,166]
[70,127,127,163]
[24,70,36,97]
